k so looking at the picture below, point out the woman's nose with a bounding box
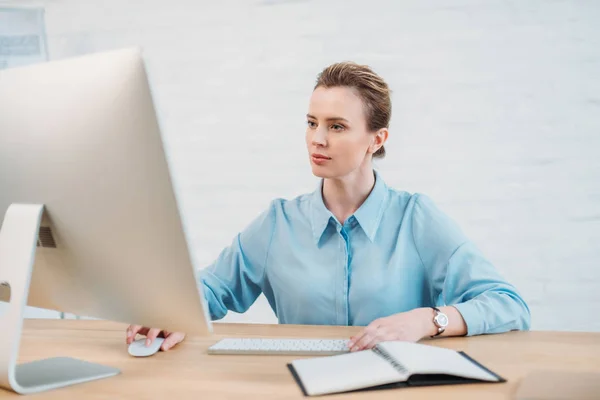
[312,128,327,146]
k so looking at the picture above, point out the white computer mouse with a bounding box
[128,337,165,357]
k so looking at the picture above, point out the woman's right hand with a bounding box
[126,325,186,351]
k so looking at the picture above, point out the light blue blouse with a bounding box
[198,170,531,335]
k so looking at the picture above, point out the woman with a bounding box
[126,62,531,352]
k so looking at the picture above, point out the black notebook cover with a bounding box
[287,351,506,397]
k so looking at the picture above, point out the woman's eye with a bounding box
[331,124,344,131]
[307,121,317,128]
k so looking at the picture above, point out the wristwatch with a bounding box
[431,307,449,337]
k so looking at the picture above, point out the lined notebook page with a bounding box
[291,350,407,396]
[377,342,499,382]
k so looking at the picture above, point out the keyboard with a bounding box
[207,338,351,356]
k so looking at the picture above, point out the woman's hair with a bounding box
[314,62,391,159]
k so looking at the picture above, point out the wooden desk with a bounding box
[1,320,599,399]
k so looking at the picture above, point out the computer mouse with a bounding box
[128,337,165,357]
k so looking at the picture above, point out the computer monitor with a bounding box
[0,48,212,394]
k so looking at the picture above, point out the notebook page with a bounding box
[377,341,499,382]
[291,350,408,396]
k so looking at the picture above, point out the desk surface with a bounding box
[2,320,600,399]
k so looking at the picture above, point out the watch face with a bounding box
[436,313,449,327]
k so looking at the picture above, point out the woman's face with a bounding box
[305,86,381,179]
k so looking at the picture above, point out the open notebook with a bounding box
[288,341,505,396]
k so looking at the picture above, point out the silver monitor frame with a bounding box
[0,48,212,394]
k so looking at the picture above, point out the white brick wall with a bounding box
[1,0,599,331]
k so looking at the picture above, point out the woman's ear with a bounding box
[370,128,389,154]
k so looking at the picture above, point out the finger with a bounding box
[348,330,367,350]
[362,330,387,350]
[146,328,162,347]
[349,324,375,348]
[352,330,375,351]
[351,333,373,352]
[354,325,383,351]
[350,322,381,350]
[126,325,148,344]
[126,325,136,344]
[161,332,185,351]
[127,325,149,337]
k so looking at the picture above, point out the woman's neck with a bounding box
[322,167,376,225]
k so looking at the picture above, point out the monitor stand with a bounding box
[0,204,119,395]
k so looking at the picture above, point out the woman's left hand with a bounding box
[347,308,432,352]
